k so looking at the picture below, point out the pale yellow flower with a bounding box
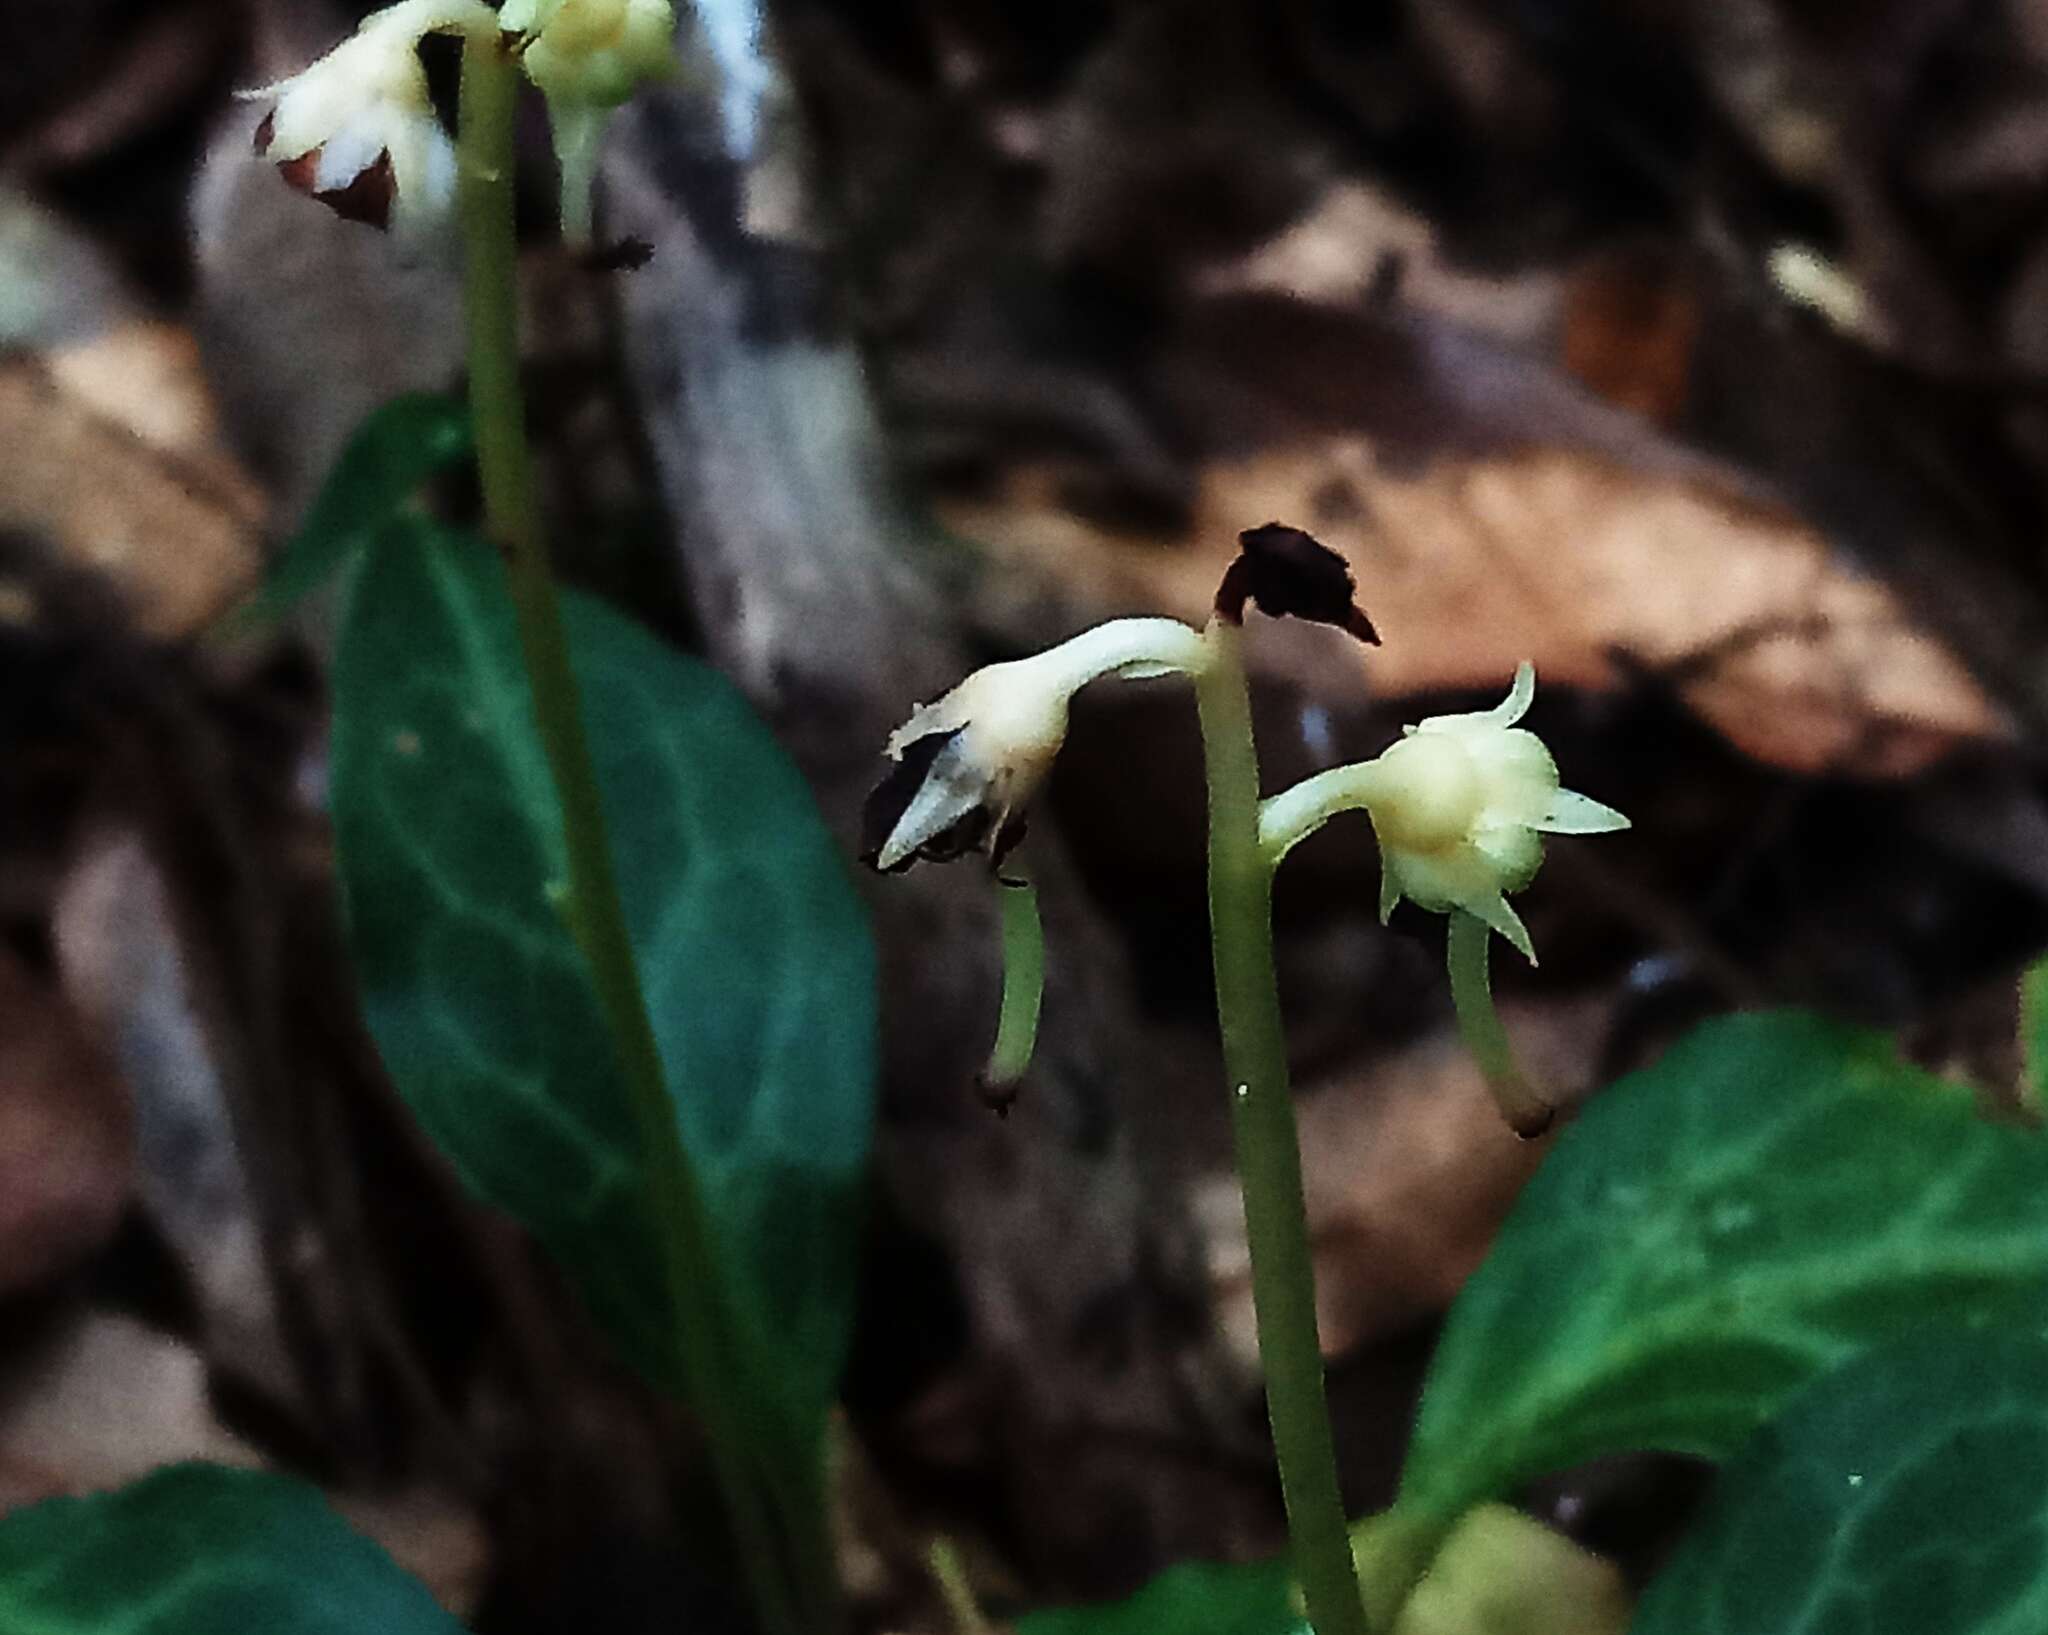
[1259,664,1628,961]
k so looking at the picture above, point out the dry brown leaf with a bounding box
[0,1313,258,1513]
[0,949,131,1298]
[943,440,2003,776]
[0,321,265,637]
[335,1488,492,1618]
[0,1313,487,1617]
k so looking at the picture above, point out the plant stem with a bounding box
[927,1539,994,1635]
[455,38,811,1635]
[1193,621,1366,1635]
[987,874,1044,1094]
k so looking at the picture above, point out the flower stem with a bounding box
[986,874,1044,1096]
[456,37,814,1635]
[1193,622,1366,1635]
[1445,910,1552,1138]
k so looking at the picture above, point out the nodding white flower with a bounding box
[863,618,1212,874]
[499,0,676,242]
[247,0,497,236]
[1259,664,1628,962]
[502,0,676,105]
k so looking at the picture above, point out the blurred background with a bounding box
[5,0,2048,1625]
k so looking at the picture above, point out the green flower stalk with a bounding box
[985,873,1045,1113]
[251,13,814,1634]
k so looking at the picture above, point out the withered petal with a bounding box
[1215,522,1379,643]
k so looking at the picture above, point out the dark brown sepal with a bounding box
[277,146,397,230]
[1215,522,1379,643]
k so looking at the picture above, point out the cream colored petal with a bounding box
[1378,860,1403,923]
[1475,727,1560,824]
[885,694,970,758]
[1536,789,1631,834]
[1485,662,1537,728]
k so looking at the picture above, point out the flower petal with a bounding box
[1484,661,1537,728]
[1412,662,1537,736]
[1378,860,1404,924]
[1536,789,1630,834]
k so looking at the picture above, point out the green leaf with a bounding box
[329,526,875,1451]
[1399,1011,2048,1523]
[1017,1559,1305,1635]
[1633,1328,2048,1635]
[232,394,471,628]
[0,1464,460,1633]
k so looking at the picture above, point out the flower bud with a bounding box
[863,618,1211,874]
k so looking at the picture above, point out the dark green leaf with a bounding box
[330,527,875,1451]
[232,394,470,628]
[1399,1011,2048,1522]
[1017,1559,1304,1635]
[1634,1328,2048,1635]
[0,1464,460,1633]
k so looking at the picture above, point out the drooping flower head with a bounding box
[247,0,498,237]
[500,0,677,243]
[862,618,1212,874]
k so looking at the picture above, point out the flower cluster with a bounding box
[864,522,1629,1126]
[247,0,675,243]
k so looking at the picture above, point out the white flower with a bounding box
[864,618,1211,873]
[503,0,676,106]
[247,0,497,237]
[500,0,676,242]
[1259,664,1628,961]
